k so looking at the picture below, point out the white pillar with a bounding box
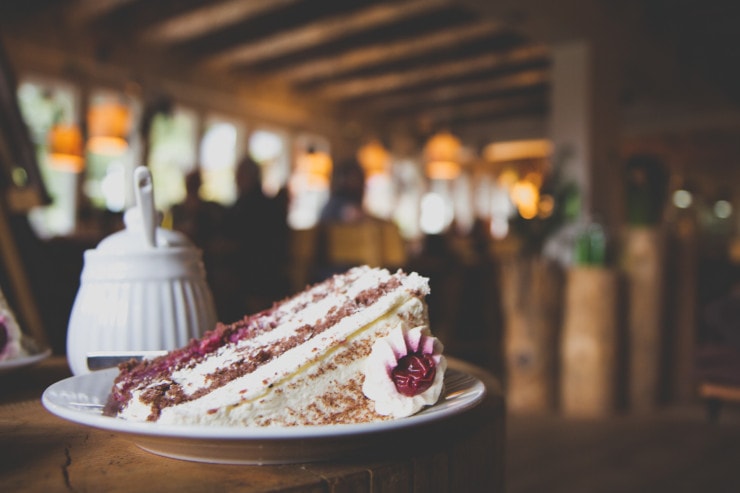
[550,41,592,211]
[549,39,622,230]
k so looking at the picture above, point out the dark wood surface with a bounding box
[8,354,737,493]
[507,404,740,493]
[0,355,504,492]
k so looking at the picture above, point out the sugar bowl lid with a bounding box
[94,166,194,254]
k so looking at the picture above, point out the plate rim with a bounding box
[41,367,487,441]
[0,347,52,372]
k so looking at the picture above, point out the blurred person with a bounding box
[171,168,226,250]
[222,156,289,319]
[312,159,369,281]
[319,158,368,224]
[314,159,406,281]
[170,168,229,319]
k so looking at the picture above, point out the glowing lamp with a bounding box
[424,131,462,180]
[496,168,519,189]
[511,179,539,219]
[484,139,553,221]
[47,124,84,172]
[296,150,332,189]
[357,139,390,177]
[87,102,130,155]
[483,139,552,163]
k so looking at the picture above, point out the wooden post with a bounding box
[560,266,619,417]
[623,226,666,412]
[501,256,563,413]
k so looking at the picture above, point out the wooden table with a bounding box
[0,356,504,492]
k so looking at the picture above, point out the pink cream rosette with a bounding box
[362,324,447,418]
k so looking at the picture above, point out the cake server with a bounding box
[86,350,168,371]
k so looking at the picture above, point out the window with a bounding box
[84,89,140,213]
[388,158,424,241]
[420,180,454,235]
[147,106,198,211]
[199,116,245,205]
[288,134,331,230]
[16,78,79,237]
[248,128,289,198]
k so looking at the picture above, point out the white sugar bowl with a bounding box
[66,166,217,375]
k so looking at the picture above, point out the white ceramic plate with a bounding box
[0,347,51,374]
[42,368,486,464]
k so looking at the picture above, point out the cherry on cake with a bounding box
[104,266,447,426]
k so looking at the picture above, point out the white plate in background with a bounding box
[0,347,52,374]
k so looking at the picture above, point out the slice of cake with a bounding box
[104,266,446,426]
[0,293,27,361]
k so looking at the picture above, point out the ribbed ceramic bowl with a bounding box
[66,248,217,376]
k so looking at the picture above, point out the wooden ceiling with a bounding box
[1,0,739,151]
[0,0,553,143]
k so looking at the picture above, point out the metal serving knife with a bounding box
[86,350,168,371]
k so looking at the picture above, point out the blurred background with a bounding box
[3,1,740,490]
[2,0,740,442]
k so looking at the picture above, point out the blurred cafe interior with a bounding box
[2,0,740,490]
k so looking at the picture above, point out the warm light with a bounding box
[714,200,733,219]
[249,130,284,162]
[420,192,449,234]
[425,160,461,180]
[201,122,237,171]
[296,150,332,189]
[490,184,515,218]
[511,180,539,219]
[87,102,130,155]
[490,215,509,239]
[365,172,394,219]
[672,189,693,209]
[496,168,519,189]
[484,140,552,220]
[483,139,552,163]
[11,167,28,187]
[524,171,543,189]
[538,194,555,218]
[424,131,462,180]
[357,139,390,177]
[47,124,84,172]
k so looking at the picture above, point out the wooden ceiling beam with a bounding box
[205,0,452,69]
[272,20,502,84]
[364,68,549,114]
[65,0,140,26]
[417,93,547,126]
[140,0,301,45]
[316,44,549,101]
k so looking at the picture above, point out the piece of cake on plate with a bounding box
[104,266,447,426]
[0,292,27,361]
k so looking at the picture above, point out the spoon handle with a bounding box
[134,166,157,248]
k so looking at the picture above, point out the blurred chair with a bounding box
[695,344,740,422]
[289,227,319,293]
[695,284,740,422]
[325,221,383,267]
[324,219,406,270]
[379,220,407,269]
